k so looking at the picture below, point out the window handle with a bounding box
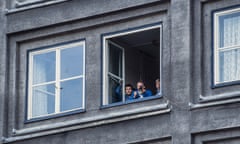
[55,86,63,90]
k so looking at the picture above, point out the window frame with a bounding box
[101,22,163,108]
[104,40,125,105]
[212,6,240,88]
[26,40,86,121]
[15,0,49,7]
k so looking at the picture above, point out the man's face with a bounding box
[125,86,132,95]
[155,80,160,89]
[137,82,145,91]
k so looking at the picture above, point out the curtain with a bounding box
[32,54,51,117]
[32,58,48,117]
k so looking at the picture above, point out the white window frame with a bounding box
[103,40,125,105]
[213,7,240,85]
[27,41,85,119]
[102,24,162,105]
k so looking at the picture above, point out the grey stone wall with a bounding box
[1,0,240,144]
[0,1,7,144]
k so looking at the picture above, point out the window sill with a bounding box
[212,80,240,89]
[100,95,163,109]
[25,109,86,124]
[3,102,170,143]
[199,91,240,103]
[189,91,240,110]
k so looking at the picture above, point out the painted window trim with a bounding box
[26,40,86,121]
[101,22,163,107]
[212,6,240,87]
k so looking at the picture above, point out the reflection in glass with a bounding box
[33,51,56,84]
[60,78,83,111]
[32,84,55,117]
[108,43,123,77]
[108,77,122,104]
[108,42,123,104]
[61,46,84,79]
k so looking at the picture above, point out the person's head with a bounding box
[155,78,160,90]
[125,84,133,96]
[137,81,146,92]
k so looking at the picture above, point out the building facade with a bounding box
[0,0,240,144]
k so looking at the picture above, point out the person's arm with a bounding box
[146,90,152,97]
[115,85,122,97]
[133,91,139,99]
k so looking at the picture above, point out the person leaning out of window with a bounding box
[155,78,161,96]
[136,81,152,98]
[115,83,139,101]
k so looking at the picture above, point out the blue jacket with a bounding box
[137,89,152,98]
[125,91,139,101]
[115,86,139,101]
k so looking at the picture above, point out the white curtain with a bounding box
[32,57,48,117]
[220,14,240,82]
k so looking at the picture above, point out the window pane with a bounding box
[33,51,56,84]
[219,12,240,48]
[60,78,83,111]
[108,42,123,77]
[219,49,240,82]
[108,77,122,104]
[32,84,55,117]
[61,45,84,79]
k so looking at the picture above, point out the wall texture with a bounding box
[1,0,240,144]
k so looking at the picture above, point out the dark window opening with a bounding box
[103,25,162,105]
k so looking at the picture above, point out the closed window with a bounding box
[213,7,240,85]
[27,41,85,119]
[102,23,162,106]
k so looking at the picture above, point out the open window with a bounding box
[102,23,162,105]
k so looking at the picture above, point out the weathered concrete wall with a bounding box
[1,0,240,144]
[0,1,7,144]
[170,0,191,143]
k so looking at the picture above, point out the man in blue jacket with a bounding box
[136,81,152,98]
[115,83,139,102]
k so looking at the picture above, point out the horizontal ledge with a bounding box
[3,104,170,143]
[6,1,168,35]
[5,0,69,15]
[199,91,240,103]
[128,135,172,144]
[191,125,240,135]
[189,98,240,110]
[14,102,169,135]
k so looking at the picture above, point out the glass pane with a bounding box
[219,12,240,48]
[61,45,84,79]
[108,42,123,77]
[108,77,122,104]
[32,51,56,84]
[60,78,83,111]
[32,84,55,117]
[219,49,240,82]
